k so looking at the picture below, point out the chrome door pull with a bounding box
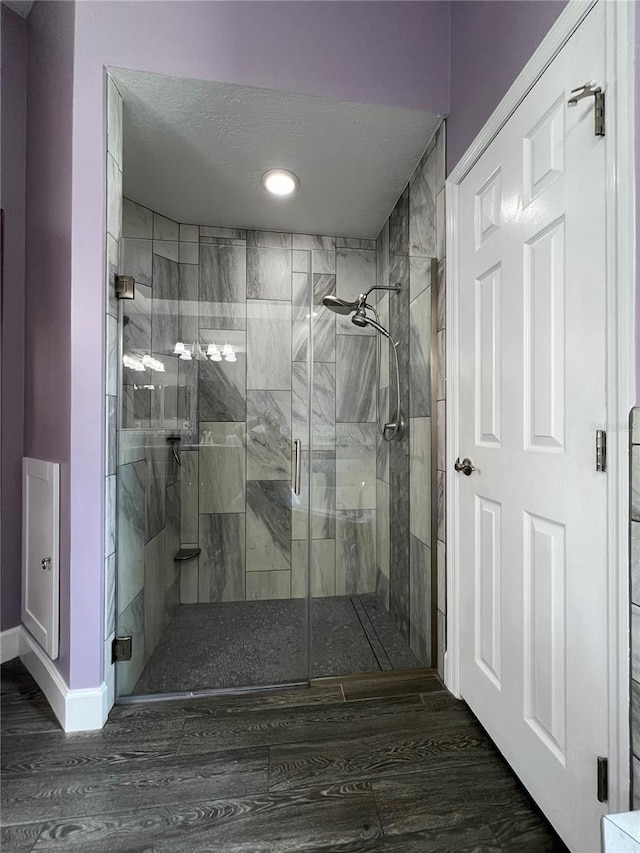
[454,457,476,476]
[293,439,302,496]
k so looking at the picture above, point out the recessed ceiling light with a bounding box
[261,169,299,197]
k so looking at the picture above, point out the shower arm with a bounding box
[359,284,400,307]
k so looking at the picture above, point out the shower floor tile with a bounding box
[131,595,421,696]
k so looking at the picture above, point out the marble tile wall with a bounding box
[629,408,640,807]
[116,213,379,631]
[375,122,446,668]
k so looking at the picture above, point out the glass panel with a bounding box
[115,221,311,697]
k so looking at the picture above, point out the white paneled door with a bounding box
[456,4,608,851]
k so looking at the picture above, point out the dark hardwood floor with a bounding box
[0,659,567,852]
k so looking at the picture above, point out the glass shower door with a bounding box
[114,215,312,698]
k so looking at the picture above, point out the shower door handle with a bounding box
[293,439,302,496]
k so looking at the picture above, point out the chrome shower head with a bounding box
[351,308,369,327]
[321,295,359,315]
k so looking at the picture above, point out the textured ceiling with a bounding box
[113,70,441,239]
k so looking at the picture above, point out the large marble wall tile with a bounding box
[292,539,336,598]
[180,551,199,604]
[389,186,409,257]
[409,533,431,665]
[180,451,199,544]
[435,124,446,195]
[119,430,146,466]
[246,570,291,600]
[107,75,123,164]
[376,567,390,612]
[291,450,310,541]
[376,221,389,301]
[104,552,116,640]
[198,514,246,601]
[150,354,178,430]
[437,539,446,613]
[122,238,152,287]
[123,284,152,355]
[152,254,179,355]
[292,250,310,274]
[336,424,376,510]
[410,286,431,417]
[293,234,335,251]
[178,361,198,446]
[312,274,336,363]
[312,249,336,275]
[335,249,375,335]
[180,242,199,264]
[153,212,179,241]
[436,259,446,332]
[247,390,292,480]
[198,351,246,422]
[246,480,291,571]
[409,154,436,258]
[409,256,431,303]
[106,313,118,397]
[165,482,181,586]
[247,230,291,248]
[376,387,390,484]
[145,436,166,542]
[116,590,145,696]
[437,469,446,543]
[199,244,247,330]
[117,459,146,615]
[153,240,179,262]
[336,336,376,422]
[123,198,153,239]
[436,188,446,261]
[180,224,199,242]
[337,237,376,250]
[106,395,117,476]
[335,509,376,595]
[312,452,336,540]
[376,479,390,580]
[437,400,446,472]
[292,272,310,362]
[199,422,246,514]
[313,363,336,449]
[292,361,309,439]
[247,300,291,390]
[105,474,116,557]
[410,417,431,545]
[106,154,121,242]
[179,264,199,345]
[123,385,151,430]
[106,232,119,319]
[201,225,247,242]
[247,247,292,300]
[435,329,446,401]
[144,529,167,658]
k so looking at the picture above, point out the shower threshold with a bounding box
[119,594,423,702]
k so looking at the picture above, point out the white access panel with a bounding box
[22,457,60,660]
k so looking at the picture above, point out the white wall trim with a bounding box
[445,0,634,816]
[17,626,109,732]
[1,626,24,663]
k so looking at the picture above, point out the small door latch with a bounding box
[568,82,605,137]
[597,756,608,803]
[41,557,52,571]
[595,429,606,473]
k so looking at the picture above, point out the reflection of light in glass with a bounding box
[173,341,185,355]
[194,342,207,362]
[223,343,236,363]
[206,343,218,357]
[179,349,192,361]
[123,354,145,371]
[142,354,165,372]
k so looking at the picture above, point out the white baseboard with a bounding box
[11,626,109,732]
[0,625,23,663]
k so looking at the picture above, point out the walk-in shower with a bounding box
[322,284,404,442]
[106,69,446,702]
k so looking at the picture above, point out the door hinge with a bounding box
[568,82,605,137]
[595,429,607,472]
[115,275,136,300]
[112,636,132,663]
[597,756,608,803]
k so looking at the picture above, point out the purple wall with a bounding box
[448,0,567,170]
[1,6,27,631]
[24,0,75,680]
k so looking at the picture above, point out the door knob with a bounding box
[454,457,476,476]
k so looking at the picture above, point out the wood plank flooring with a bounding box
[1,660,568,852]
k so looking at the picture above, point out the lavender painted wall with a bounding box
[24,1,75,680]
[0,6,27,631]
[447,0,567,171]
